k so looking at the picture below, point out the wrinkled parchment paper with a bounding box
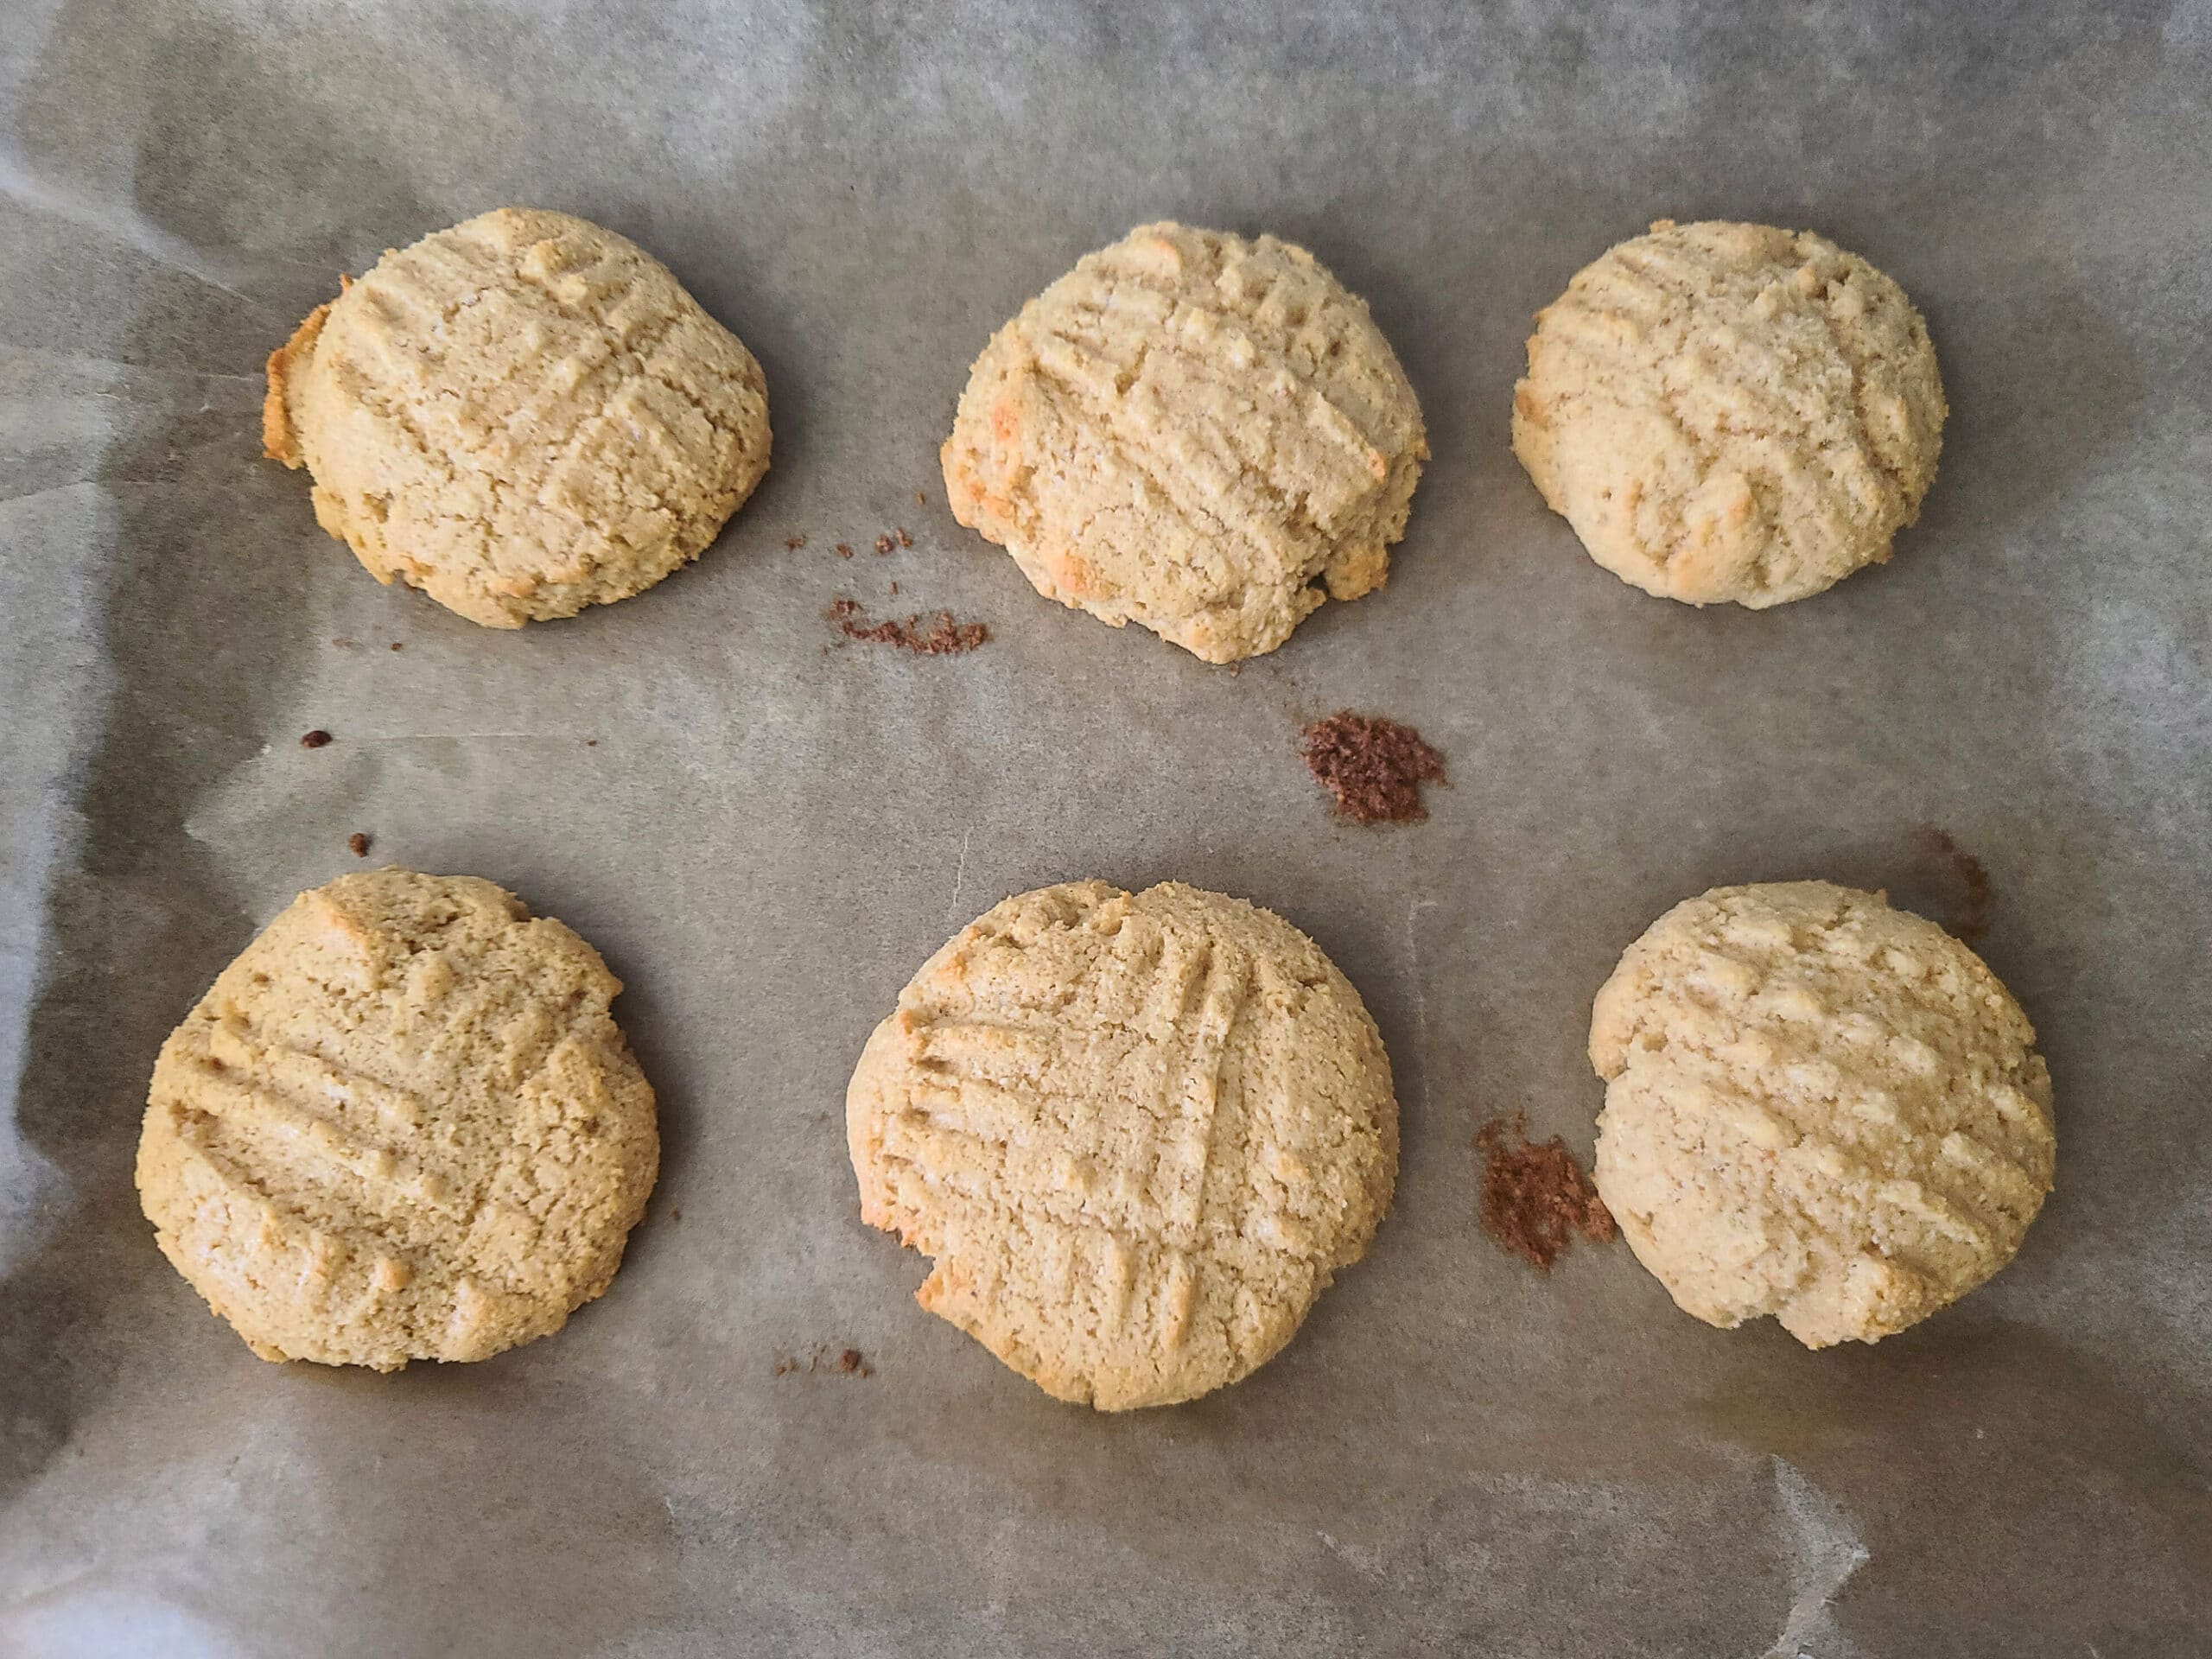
[3,3,2209,1654]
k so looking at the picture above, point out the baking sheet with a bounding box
[3,2,2209,1654]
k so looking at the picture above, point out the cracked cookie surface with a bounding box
[264,207,770,626]
[137,868,658,1370]
[1513,219,1944,607]
[942,223,1427,663]
[1589,881,2053,1347]
[848,880,1397,1408]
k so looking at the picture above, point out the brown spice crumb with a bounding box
[1299,711,1444,824]
[916,489,927,505]
[669,1206,682,1223]
[773,1344,874,1379]
[347,832,371,858]
[895,527,913,548]
[300,729,333,749]
[1913,824,1995,944]
[785,534,807,550]
[827,596,988,655]
[874,534,893,555]
[889,582,899,595]
[332,637,356,649]
[586,739,599,747]
[1476,1115,1616,1270]
[389,641,404,652]
[836,543,854,558]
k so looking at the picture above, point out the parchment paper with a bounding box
[3,3,2209,1654]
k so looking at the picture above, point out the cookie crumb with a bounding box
[836,543,854,559]
[785,535,807,550]
[347,832,371,857]
[874,534,893,555]
[828,597,988,655]
[1299,712,1444,824]
[1912,825,1995,944]
[301,729,333,749]
[1475,1115,1616,1271]
[895,527,913,548]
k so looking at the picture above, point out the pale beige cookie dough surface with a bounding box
[1589,881,2054,1348]
[1513,219,1945,607]
[264,207,771,626]
[847,880,1398,1408]
[941,221,1427,664]
[136,869,658,1370]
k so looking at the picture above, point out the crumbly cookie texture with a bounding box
[264,207,770,626]
[942,222,1427,663]
[1589,881,2053,1347]
[848,880,1398,1408]
[137,869,658,1370]
[1513,219,1945,607]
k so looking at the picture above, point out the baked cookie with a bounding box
[1513,219,1945,607]
[137,869,658,1370]
[942,222,1427,663]
[264,208,771,626]
[1589,881,2054,1347]
[848,880,1397,1408]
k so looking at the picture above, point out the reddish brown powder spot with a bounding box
[300,728,332,749]
[874,534,893,554]
[828,597,988,655]
[915,489,927,506]
[332,637,356,648]
[389,641,404,652]
[895,527,913,548]
[773,1344,874,1378]
[1476,1114,1616,1270]
[836,543,854,559]
[1913,824,1995,944]
[347,832,371,857]
[1300,711,1445,824]
[785,534,807,550]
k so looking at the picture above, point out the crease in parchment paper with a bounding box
[1764,1457,1870,1659]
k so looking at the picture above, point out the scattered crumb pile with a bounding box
[1476,1114,1616,1270]
[1912,824,1994,944]
[1300,711,1445,823]
[828,597,988,655]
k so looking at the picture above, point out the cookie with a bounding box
[264,208,771,627]
[942,222,1427,663]
[1512,219,1945,607]
[137,869,658,1370]
[847,880,1397,1408]
[1588,881,2054,1347]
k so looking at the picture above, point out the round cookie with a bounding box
[942,222,1427,664]
[1512,219,1945,607]
[847,880,1398,1408]
[1588,881,2054,1348]
[137,869,658,1370]
[264,207,771,627]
